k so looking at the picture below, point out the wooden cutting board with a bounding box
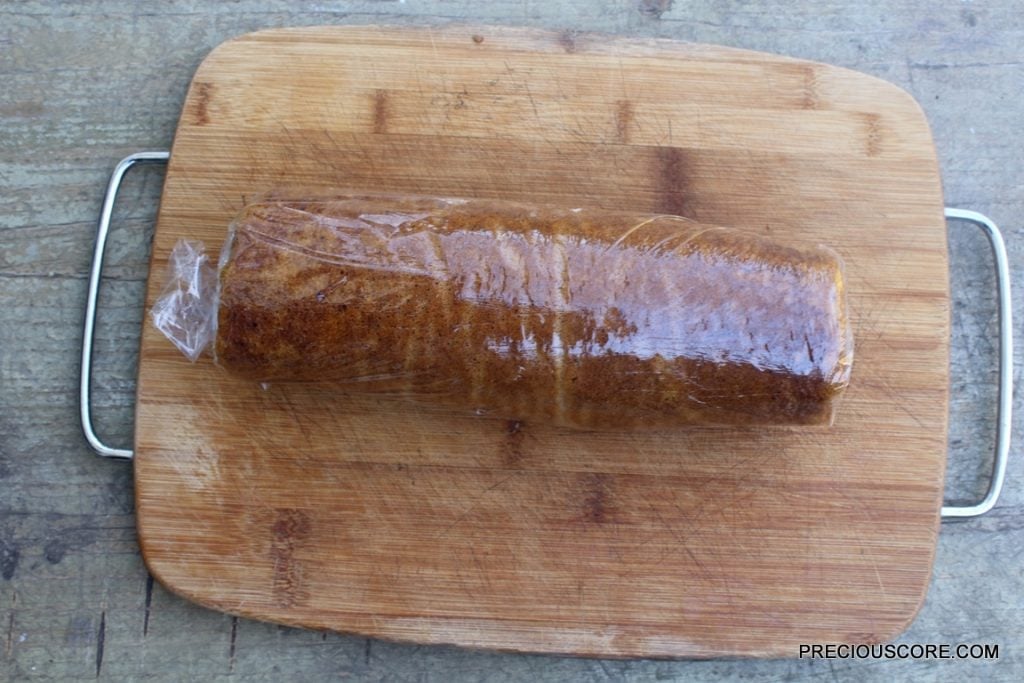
[135,25,949,658]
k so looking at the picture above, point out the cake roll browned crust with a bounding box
[215,196,853,429]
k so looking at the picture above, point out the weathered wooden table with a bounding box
[2,1,1020,680]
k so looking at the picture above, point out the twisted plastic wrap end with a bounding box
[150,239,218,362]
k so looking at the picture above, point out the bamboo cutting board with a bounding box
[135,26,949,658]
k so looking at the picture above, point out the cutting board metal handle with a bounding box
[940,208,1014,519]
[78,153,1013,519]
[79,151,169,460]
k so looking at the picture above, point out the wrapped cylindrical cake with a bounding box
[152,195,853,429]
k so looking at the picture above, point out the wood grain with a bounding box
[133,25,949,658]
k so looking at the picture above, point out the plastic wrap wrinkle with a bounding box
[200,196,853,429]
[150,239,218,362]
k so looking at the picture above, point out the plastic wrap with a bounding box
[152,195,853,429]
[150,239,218,362]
